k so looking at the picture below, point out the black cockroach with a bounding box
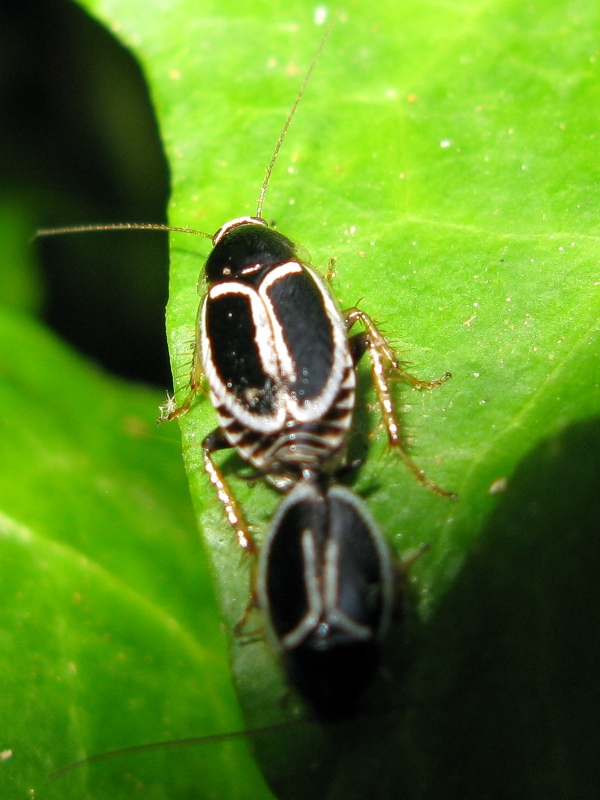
[151,27,454,555]
[257,478,397,719]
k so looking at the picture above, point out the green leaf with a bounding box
[0,309,269,799]
[58,0,600,797]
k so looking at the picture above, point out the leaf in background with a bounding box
[49,0,600,797]
[0,308,270,800]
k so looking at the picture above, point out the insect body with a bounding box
[38,21,454,551]
[257,478,396,719]
[161,205,448,717]
[163,208,453,551]
[171,216,355,486]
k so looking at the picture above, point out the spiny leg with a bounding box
[367,338,454,496]
[345,307,455,499]
[324,257,337,284]
[202,428,258,554]
[158,335,204,423]
[232,592,264,640]
[202,429,263,641]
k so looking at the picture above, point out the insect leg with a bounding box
[202,428,258,553]
[345,307,455,498]
[232,595,264,641]
[324,257,337,283]
[158,334,204,422]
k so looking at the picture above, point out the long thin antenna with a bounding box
[255,13,337,220]
[37,16,337,243]
[33,222,213,242]
[48,718,312,778]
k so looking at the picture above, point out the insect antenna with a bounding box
[255,14,337,220]
[48,718,311,778]
[33,222,213,242]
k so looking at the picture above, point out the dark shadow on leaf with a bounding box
[395,416,600,800]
